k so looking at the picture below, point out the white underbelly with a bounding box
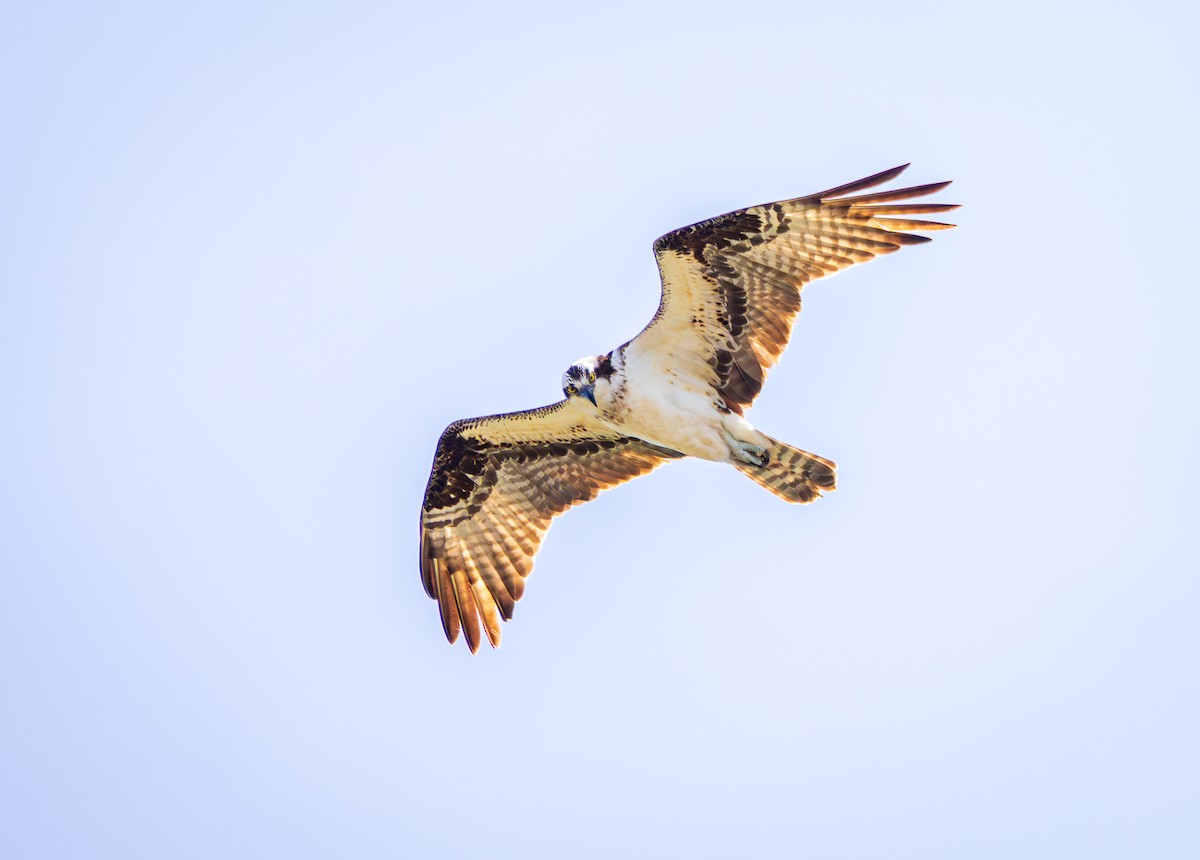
[603,363,729,461]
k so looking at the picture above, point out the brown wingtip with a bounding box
[852,202,961,216]
[419,529,438,599]
[873,217,957,232]
[473,578,503,649]
[450,569,482,653]
[837,180,953,205]
[432,557,461,645]
[807,163,911,201]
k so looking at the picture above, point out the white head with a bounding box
[561,354,612,406]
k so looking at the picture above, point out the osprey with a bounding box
[421,164,957,651]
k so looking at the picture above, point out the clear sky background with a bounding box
[3,1,1198,857]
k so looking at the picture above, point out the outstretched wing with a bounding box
[420,397,681,652]
[629,164,958,412]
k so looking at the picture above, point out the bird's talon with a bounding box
[733,441,769,467]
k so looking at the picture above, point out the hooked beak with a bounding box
[580,384,597,406]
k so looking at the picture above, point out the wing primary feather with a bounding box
[471,576,503,648]
[433,549,461,645]
[462,530,516,620]
[894,232,934,244]
[806,163,910,200]
[834,180,953,205]
[851,203,961,215]
[445,539,482,653]
[420,528,438,598]
[450,572,481,654]
[872,217,957,231]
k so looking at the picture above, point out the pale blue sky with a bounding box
[3,1,1198,857]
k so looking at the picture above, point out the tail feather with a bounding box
[733,436,836,504]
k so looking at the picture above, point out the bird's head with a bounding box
[562,355,610,407]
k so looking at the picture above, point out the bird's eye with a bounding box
[588,370,596,383]
[566,383,576,394]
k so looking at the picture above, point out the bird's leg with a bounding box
[719,412,770,466]
[728,437,769,466]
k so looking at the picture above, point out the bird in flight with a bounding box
[420,164,957,651]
